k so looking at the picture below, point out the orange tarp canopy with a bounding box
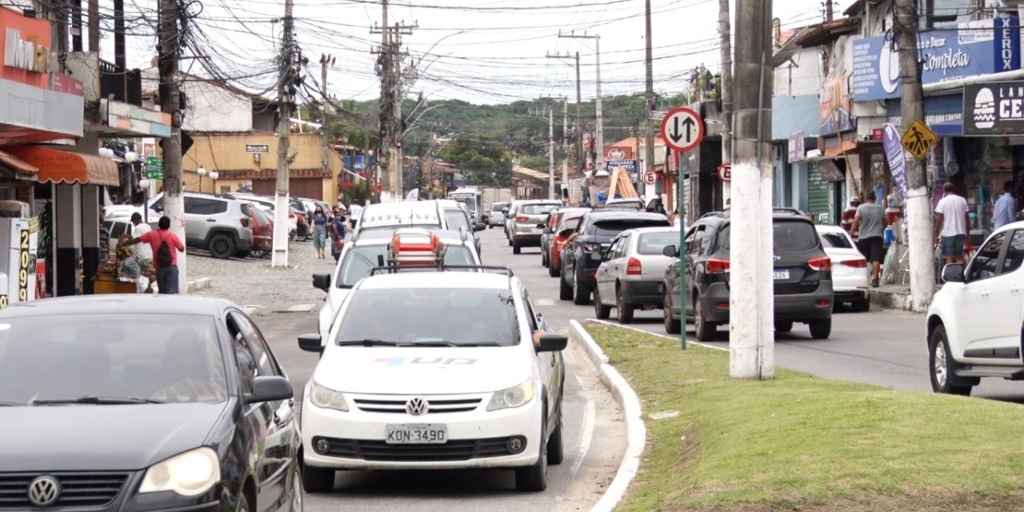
[5,146,119,186]
[0,150,39,178]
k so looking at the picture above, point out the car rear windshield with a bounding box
[444,210,470,231]
[560,216,583,232]
[638,232,679,255]
[491,204,504,211]
[335,288,519,347]
[0,315,228,405]
[717,220,820,253]
[589,219,670,236]
[819,232,853,249]
[521,204,560,215]
[252,207,272,225]
[335,244,476,288]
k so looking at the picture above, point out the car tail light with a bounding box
[840,258,867,268]
[516,215,529,222]
[706,258,730,274]
[582,242,601,252]
[288,213,295,219]
[807,256,832,272]
[240,217,250,228]
[626,257,642,275]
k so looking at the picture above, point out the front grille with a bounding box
[318,437,519,462]
[352,397,482,414]
[0,472,128,509]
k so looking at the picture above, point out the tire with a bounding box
[208,233,236,259]
[548,259,559,278]
[593,286,611,319]
[559,267,573,300]
[851,298,870,312]
[235,250,250,259]
[541,250,548,267]
[515,423,548,492]
[774,320,794,333]
[694,298,716,342]
[572,271,590,305]
[663,289,681,335]
[301,461,335,493]
[616,286,635,324]
[288,468,303,512]
[547,405,565,465]
[507,236,513,247]
[512,242,521,255]
[236,490,252,512]
[250,249,265,259]
[929,325,973,396]
[809,319,832,339]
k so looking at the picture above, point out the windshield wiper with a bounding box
[0,400,28,406]
[31,396,166,405]
[336,339,403,347]
[406,340,502,347]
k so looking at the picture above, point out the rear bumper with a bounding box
[834,288,868,302]
[700,281,833,323]
[513,233,542,245]
[620,280,664,306]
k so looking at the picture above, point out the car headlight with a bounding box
[139,447,219,497]
[309,381,348,412]
[487,380,535,411]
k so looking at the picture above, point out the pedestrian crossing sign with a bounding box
[900,120,937,161]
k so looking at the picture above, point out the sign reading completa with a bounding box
[852,18,1021,101]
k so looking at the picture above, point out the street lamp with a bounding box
[124,151,138,164]
[197,166,207,193]
[139,178,151,224]
[209,170,219,194]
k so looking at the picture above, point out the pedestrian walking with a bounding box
[121,216,184,294]
[329,212,347,262]
[311,207,328,259]
[993,180,1016,229]
[129,213,155,293]
[349,200,363,229]
[850,190,888,287]
[934,182,971,266]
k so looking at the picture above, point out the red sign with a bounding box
[0,7,52,88]
[50,73,83,96]
[603,146,634,161]
[871,128,884,140]
[717,163,731,183]
[660,106,704,153]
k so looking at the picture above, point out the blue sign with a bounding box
[885,94,964,136]
[605,159,637,174]
[851,17,1020,101]
[881,124,909,241]
[343,155,376,172]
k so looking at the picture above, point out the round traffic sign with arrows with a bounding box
[660,106,704,153]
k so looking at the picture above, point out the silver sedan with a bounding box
[592,227,680,323]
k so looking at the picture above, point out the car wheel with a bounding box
[301,461,335,493]
[808,319,832,339]
[929,325,973,396]
[616,286,635,324]
[235,250,250,258]
[572,271,590,305]
[288,468,303,512]
[250,249,265,259]
[694,298,716,342]
[547,401,565,465]
[774,320,794,333]
[208,234,236,259]
[559,267,573,300]
[512,241,521,255]
[593,286,611,319]
[236,490,252,512]
[515,422,548,492]
[548,257,559,277]
[663,288,681,335]
[541,250,548,267]
[851,298,870,312]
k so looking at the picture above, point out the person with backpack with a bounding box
[122,216,185,294]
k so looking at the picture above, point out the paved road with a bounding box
[493,229,1024,403]
[194,233,627,512]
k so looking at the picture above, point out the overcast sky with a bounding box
[101,0,855,105]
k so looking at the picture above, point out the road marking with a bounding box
[286,304,316,313]
[571,399,596,477]
[534,298,556,307]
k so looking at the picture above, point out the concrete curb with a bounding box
[587,318,728,352]
[868,287,916,311]
[187,278,212,293]
[569,320,646,512]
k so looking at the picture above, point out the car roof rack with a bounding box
[366,264,515,287]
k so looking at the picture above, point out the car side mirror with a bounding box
[244,376,294,404]
[942,263,965,283]
[298,333,324,353]
[558,229,574,238]
[501,208,509,215]
[543,226,553,234]
[474,223,486,232]
[663,245,677,258]
[536,333,568,353]
[312,273,331,292]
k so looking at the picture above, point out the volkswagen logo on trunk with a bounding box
[27,476,60,507]
[406,397,428,416]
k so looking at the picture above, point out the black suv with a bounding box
[661,212,834,340]
[559,210,671,305]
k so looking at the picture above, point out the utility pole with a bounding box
[546,52,584,176]
[719,0,733,203]
[158,0,186,290]
[730,0,774,379]
[272,0,295,267]
[643,0,656,197]
[372,13,415,201]
[562,98,568,191]
[320,54,334,178]
[373,1,391,201]
[895,0,934,310]
[548,107,555,199]
[559,32,603,174]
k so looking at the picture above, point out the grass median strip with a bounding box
[586,324,1024,512]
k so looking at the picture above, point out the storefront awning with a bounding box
[4,146,119,186]
[0,149,39,179]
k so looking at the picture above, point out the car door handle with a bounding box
[1012,284,1021,294]
[206,218,216,222]
[981,288,990,297]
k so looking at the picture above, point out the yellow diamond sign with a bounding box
[900,120,938,161]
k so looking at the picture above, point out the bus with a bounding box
[447,186,483,224]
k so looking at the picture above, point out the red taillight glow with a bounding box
[706,258,730,274]
[840,258,867,268]
[807,256,832,272]
[716,302,729,309]
[516,215,529,222]
[626,257,642,275]
[240,218,250,228]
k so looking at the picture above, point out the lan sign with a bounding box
[900,120,937,161]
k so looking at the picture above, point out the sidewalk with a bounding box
[868,284,918,312]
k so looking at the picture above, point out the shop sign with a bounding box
[3,28,50,74]
[246,144,269,153]
[962,81,1024,135]
[820,74,855,136]
[852,17,1021,101]
[881,124,909,240]
[49,73,83,96]
[788,132,804,162]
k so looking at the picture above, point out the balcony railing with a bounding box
[67,52,142,106]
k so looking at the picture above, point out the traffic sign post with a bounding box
[717,163,732,183]
[901,120,937,161]
[643,170,656,185]
[660,107,705,351]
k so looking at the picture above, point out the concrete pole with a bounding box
[718,0,733,202]
[394,23,403,198]
[729,0,774,379]
[643,0,655,193]
[575,52,583,175]
[562,99,568,186]
[895,0,935,310]
[321,55,330,178]
[158,0,186,290]
[549,108,555,199]
[595,36,604,175]
[272,0,293,266]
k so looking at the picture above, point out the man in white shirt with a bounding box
[934,182,970,266]
[130,213,154,293]
[348,201,363,229]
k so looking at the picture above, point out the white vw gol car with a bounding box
[297,269,568,492]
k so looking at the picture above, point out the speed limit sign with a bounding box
[643,171,657,185]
